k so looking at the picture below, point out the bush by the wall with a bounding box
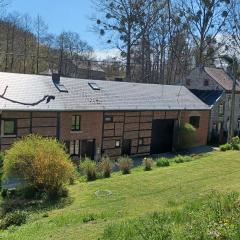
[99,156,113,178]
[117,156,133,175]
[3,135,75,200]
[219,143,232,151]
[0,211,27,229]
[142,157,154,171]
[175,123,196,151]
[230,136,240,150]
[174,155,192,164]
[81,158,97,181]
[156,158,170,167]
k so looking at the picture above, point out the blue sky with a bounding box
[8,0,106,50]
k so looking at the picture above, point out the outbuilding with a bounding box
[0,72,210,159]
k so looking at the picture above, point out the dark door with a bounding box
[150,119,174,154]
[122,139,131,156]
[81,139,95,160]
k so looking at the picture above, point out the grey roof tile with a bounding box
[0,72,209,111]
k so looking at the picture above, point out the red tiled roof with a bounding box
[204,67,240,91]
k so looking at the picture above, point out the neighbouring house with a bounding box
[184,66,240,144]
[0,72,209,160]
[40,62,106,80]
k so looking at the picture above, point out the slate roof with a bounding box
[190,89,223,107]
[204,67,240,91]
[0,72,209,111]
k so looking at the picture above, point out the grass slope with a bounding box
[1,151,240,240]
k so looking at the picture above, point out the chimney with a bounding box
[52,73,60,84]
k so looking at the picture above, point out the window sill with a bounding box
[1,134,17,138]
[70,131,82,134]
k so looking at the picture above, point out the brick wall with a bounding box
[0,110,209,158]
[59,111,103,159]
[0,111,58,151]
[102,110,209,158]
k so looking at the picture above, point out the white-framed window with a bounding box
[69,140,80,156]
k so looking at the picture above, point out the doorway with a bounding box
[150,119,174,154]
[81,139,95,160]
[122,139,131,156]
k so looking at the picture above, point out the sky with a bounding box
[7,0,119,59]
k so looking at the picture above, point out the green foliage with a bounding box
[220,143,232,151]
[82,214,96,223]
[156,158,170,167]
[102,192,240,240]
[99,156,114,178]
[174,155,192,164]
[175,123,196,150]
[142,157,154,171]
[220,137,240,151]
[0,211,27,230]
[117,156,133,175]
[81,158,97,181]
[230,136,240,150]
[3,135,75,200]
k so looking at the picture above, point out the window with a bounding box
[228,97,231,108]
[2,119,17,136]
[219,103,224,116]
[204,79,209,86]
[69,140,80,156]
[186,79,191,86]
[104,116,113,123]
[71,115,81,131]
[115,140,120,148]
[189,116,200,129]
[88,82,100,90]
[139,138,144,146]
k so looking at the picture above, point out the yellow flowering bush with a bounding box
[3,135,74,198]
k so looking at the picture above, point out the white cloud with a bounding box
[93,48,121,60]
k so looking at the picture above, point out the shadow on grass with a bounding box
[0,195,73,217]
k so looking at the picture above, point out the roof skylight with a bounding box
[88,82,100,90]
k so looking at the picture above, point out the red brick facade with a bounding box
[0,109,209,159]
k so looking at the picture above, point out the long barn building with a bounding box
[0,72,210,160]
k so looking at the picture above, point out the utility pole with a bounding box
[228,56,237,142]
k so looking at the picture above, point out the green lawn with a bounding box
[1,150,240,240]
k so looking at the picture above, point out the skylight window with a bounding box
[55,83,68,93]
[88,82,100,90]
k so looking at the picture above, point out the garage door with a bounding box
[150,119,174,154]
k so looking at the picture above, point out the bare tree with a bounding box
[34,15,48,73]
[179,0,230,65]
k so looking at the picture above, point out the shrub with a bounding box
[81,158,97,181]
[174,155,192,163]
[99,156,113,178]
[82,214,96,223]
[175,123,196,150]
[230,136,240,150]
[16,185,40,200]
[3,135,75,200]
[220,143,232,151]
[117,156,133,174]
[0,211,27,229]
[142,157,154,171]
[174,155,192,164]
[156,158,170,167]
